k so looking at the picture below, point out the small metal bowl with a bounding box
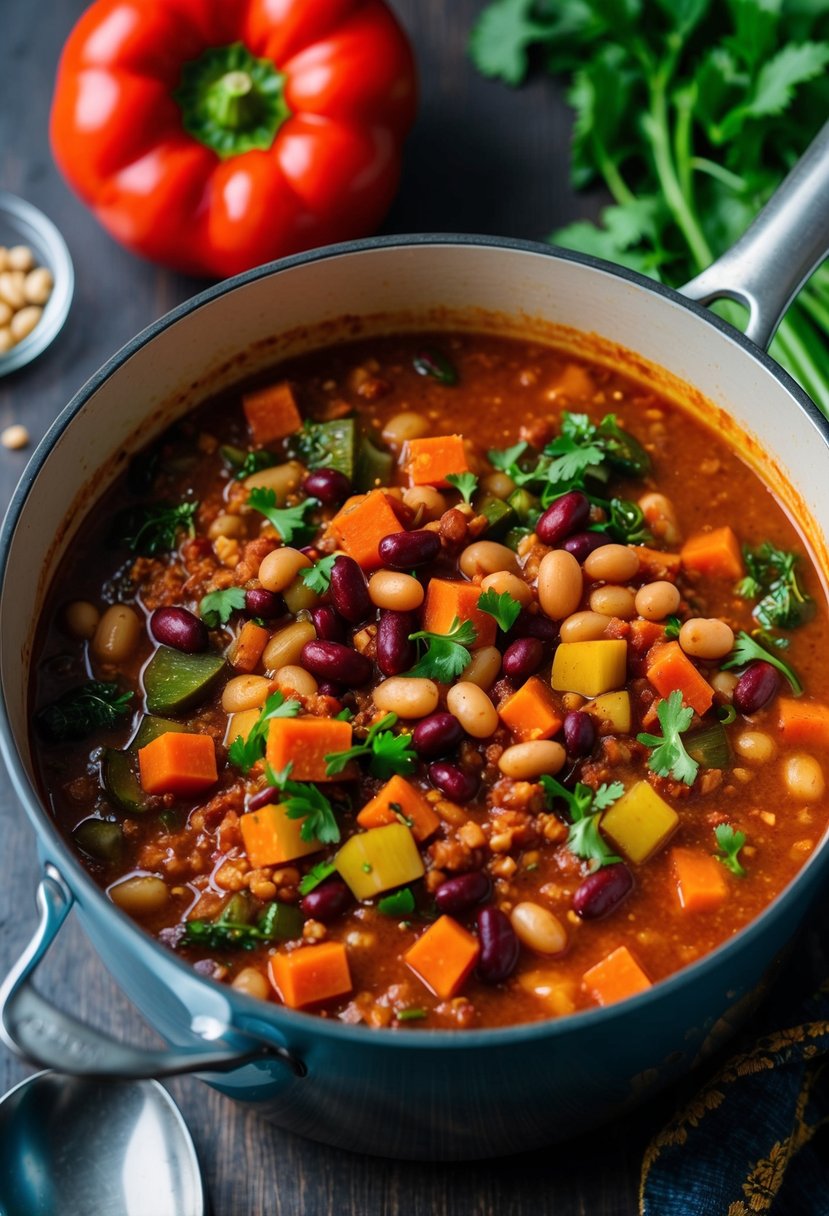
[0,192,74,377]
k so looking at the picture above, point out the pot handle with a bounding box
[680,120,829,350]
[0,864,305,1079]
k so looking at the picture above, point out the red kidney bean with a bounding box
[502,637,545,679]
[301,640,372,685]
[329,555,371,624]
[573,863,634,920]
[412,712,464,759]
[300,877,352,922]
[377,609,417,677]
[563,710,596,756]
[536,491,590,546]
[378,529,441,569]
[434,871,491,915]
[247,786,279,812]
[733,661,781,715]
[510,611,558,643]
[476,906,520,984]
[311,605,346,643]
[303,468,351,507]
[428,761,478,803]
[245,588,282,620]
[317,680,345,699]
[562,531,605,563]
[151,606,208,653]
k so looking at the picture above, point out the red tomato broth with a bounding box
[29,332,829,1029]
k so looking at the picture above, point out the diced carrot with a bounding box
[629,619,665,653]
[583,945,652,1007]
[356,774,440,842]
[681,526,743,580]
[265,716,353,782]
[331,489,402,569]
[421,578,496,649]
[778,697,829,748]
[671,847,728,913]
[404,915,480,1000]
[229,620,269,673]
[138,732,218,796]
[406,435,469,488]
[240,802,321,867]
[498,676,562,742]
[242,381,302,445]
[270,942,352,1009]
[647,641,714,716]
[633,546,682,578]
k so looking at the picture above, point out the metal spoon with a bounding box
[0,1071,205,1216]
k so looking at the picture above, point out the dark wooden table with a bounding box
[0,2,689,1212]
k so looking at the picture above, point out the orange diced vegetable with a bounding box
[331,489,402,569]
[548,362,595,401]
[240,802,321,867]
[406,435,469,487]
[629,619,666,653]
[498,676,562,741]
[778,697,829,748]
[270,941,352,1009]
[671,847,728,913]
[647,641,714,717]
[421,578,496,648]
[681,526,743,580]
[229,620,269,673]
[242,381,302,445]
[356,774,440,842]
[266,716,352,782]
[404,915,480,999]
[633,546,682,578]
[138,732,218,796]
[583,945,652,1007]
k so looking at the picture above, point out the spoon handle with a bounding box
[0,864,305,1079]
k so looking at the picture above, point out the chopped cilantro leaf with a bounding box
[37,682,133,742]
[664,615,681,641]
[397,1007,428,1022]
[301,554,337,595]
[118,500,199,556]
[540,776,622,871]
[377,888,416,917]
[247,487,319,544]
[446,472,479,503]
[227,691,301,773]
[636,691,699,786]
[714,823,747,877]
[199,586,246,628]
[324,712,418,780]
[407,616,478,682]
[477,587,522,632]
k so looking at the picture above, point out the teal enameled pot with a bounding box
[3,127,829,1159]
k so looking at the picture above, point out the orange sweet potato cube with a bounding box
[331,490,402,569]
[404,915,480,999]
[583,945,652,1007]
[265,717,353,782]
[356,774,440,842]
[681,526,743,580]
[421,578,496,649]
[240,802,322,867]
[406,435,469,488]
[498,677,562,741]
[672,847,728,913]
[138,732,217,797]
[242,381,302,445]
[270,942,352,1009]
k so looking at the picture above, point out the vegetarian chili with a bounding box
[31,332,829,1029]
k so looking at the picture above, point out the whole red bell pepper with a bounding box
[50,0,416,278]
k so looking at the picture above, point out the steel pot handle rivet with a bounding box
[0,864,306,1080]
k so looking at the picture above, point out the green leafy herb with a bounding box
[300,554,337,595]
[446,472,479,503]
[408,616,478,682]
[469,0,829,418]
[718,704,737,725]
[37,682,133,743]
[199,586,247,628]
[335,707,354,721]
[298,860,337,896]
[637,691,699,786]
[735,542,815,630]
[377,887,416,917]
[397,1007,428,1022]
[220,448,278,480]
[247,487,319,544]
[540,776,623,871]
[119,501,199,555]
[722,630,803,696]
[714,823,747,878]
[664,616,682,641]
[488,440,528,474]
[181,901,301,951]
[282,781,340,844]
[413,348,458,385]
[477,587,522,633]
[324,712,417,780]
[228,691,301,773]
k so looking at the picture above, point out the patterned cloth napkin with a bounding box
[640,893,829,1215]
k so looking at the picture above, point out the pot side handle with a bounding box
[0,864,305,1080]
[680,120,829,350]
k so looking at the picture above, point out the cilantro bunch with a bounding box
[735,542,815,631]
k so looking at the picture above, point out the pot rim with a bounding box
[3,231,829,1052]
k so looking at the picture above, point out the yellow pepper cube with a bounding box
[551,640,628,698]
[240,803,321,868]
[335,823,425,900]
[586,690,632,734]
[600,780,679,864]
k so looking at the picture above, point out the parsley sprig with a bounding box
[446,472,479,503]
[199,586,246,628]
[636,691,699,786]
[119,501,199,555]
[325,712,417,780]
[478,587,522,633]
[735,542,815,631]
[227,691,301,773]
[265,762,341,844]
[247,487,319,544]
[37,681,133,742]
[300,554,337,595]
[722,630,803,697]
[714,823,747,878]
[407,617,478,682]
[541,776,623,871]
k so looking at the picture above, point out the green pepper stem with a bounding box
[207,70,257,132]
